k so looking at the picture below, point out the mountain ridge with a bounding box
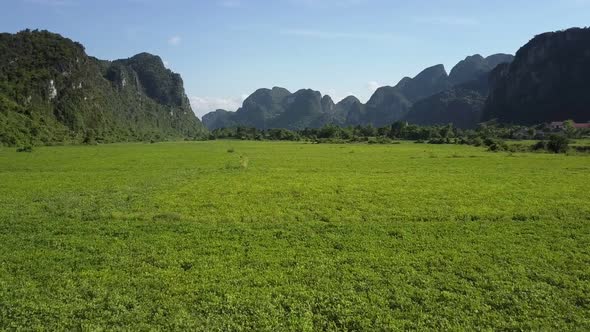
[202,53,514,130]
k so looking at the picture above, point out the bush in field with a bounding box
[16,145,33,153]
[83,129,97,145]
[532,141,547,151]
[547,135,570,153]
[532,135,570,153]
[428,138,445,144]
[471,137,484,147]
[547,135,569,153]
[483,138,508,152]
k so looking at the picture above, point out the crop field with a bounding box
[0,141,589,330]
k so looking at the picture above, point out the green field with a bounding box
[1,141,589,330]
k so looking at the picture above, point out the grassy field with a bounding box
[0,141,589,330]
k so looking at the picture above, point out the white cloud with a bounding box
[366,81,380,93]
[288,0,367,8]
[189,95,246,118]
[23,0,75,5]
[168,36,182,46]
[412,16,479,26]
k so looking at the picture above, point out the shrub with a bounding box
[227,147,235,153]
[506,144,530,153]
[83,129,97,145]
[16,145,33,153]
[547,135,569,153]
[376,137,392,144]
[482,138,508,152]
[532,141,547,151]
[472,137,484,147]
[428,138,446,144]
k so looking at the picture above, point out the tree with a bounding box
[563,120,578,138]
[546,135,569,153]
[389,121,407,138]
[83,128,96,145]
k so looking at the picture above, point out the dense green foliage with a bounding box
[484,27,590,124]
[209,121,589,154]
[0,30,206,146]
[0,141,589,330]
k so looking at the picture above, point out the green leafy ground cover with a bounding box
[0,141,589,330]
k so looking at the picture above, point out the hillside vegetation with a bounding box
[0,30,206,146]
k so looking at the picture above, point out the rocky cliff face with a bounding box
[0,30,206,146]
[396,64,451,102]
[405,76,490,128]
[359,64,451,126]
[483,27,590,124]
[363,86,412,126]
[404,54,514,128]
[202,109,236,130]
[448,54,514,86]
[230,87,292,129]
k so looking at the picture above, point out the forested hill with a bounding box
[0,30,207,146]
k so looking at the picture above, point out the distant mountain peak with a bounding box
[338,95,361,104]
[449,53,514,85]
[202,49,517,131]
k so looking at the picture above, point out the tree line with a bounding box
[208,121,589,154]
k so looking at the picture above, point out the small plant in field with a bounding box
[227,147,235,153]
[239,155,249,169]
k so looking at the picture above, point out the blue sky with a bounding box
[2,0,590,117]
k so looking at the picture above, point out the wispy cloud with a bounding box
[219,0,241,8]
[189,95,247,117]
[288,0,368,8]
[280,28,394,41]
[412,16,479,26]
[23,0,76,6]
[168,35,182,46]
[571,0,590,5]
